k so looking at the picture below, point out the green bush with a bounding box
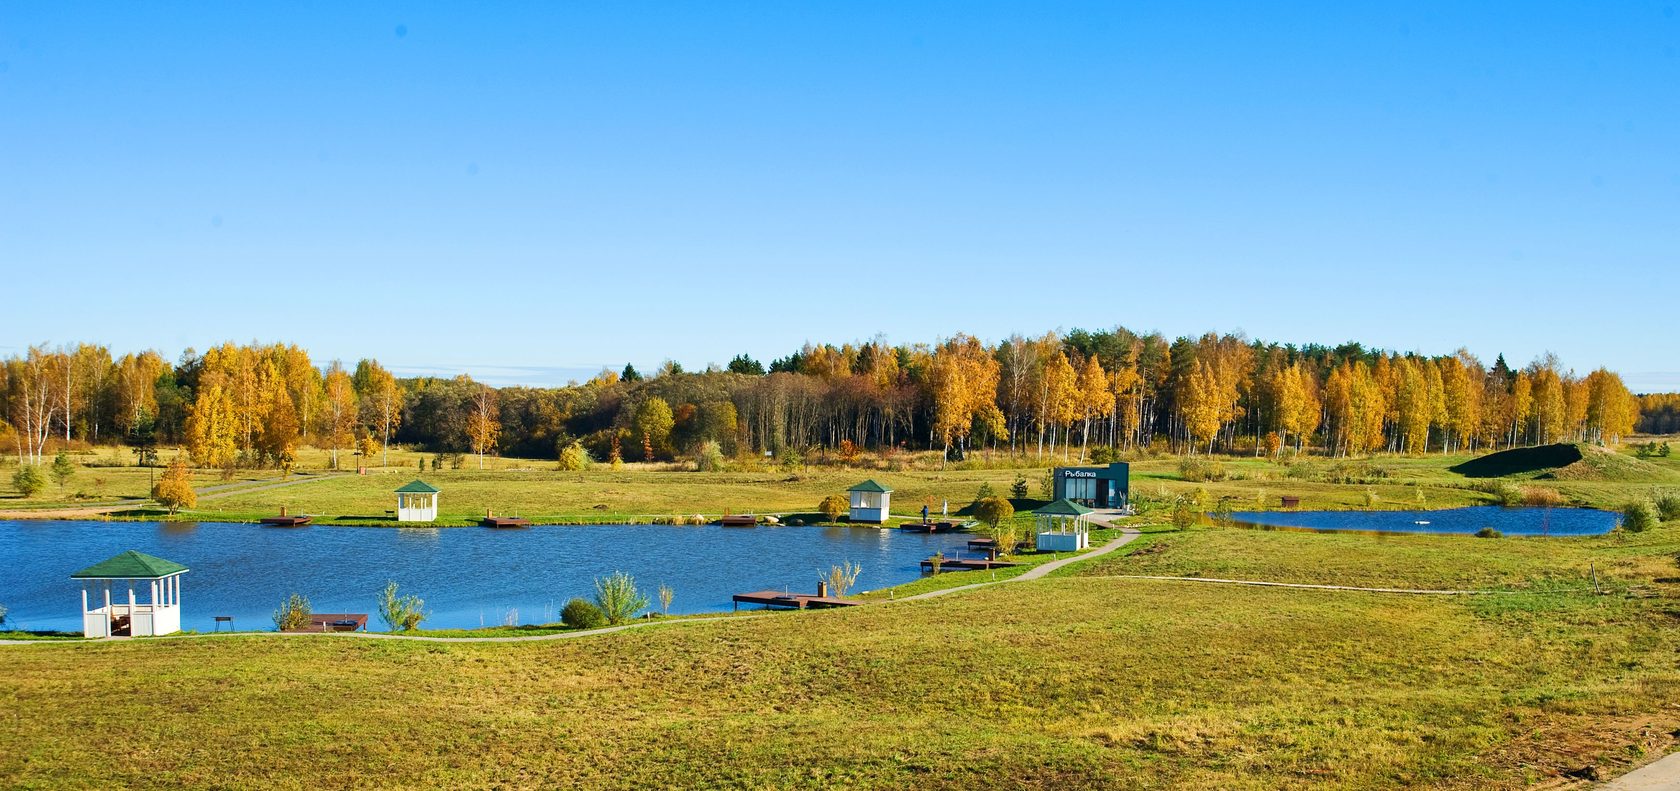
[694,440,725,472]
[818,494,848,522]
[1178,457,1227,483]
[561,598,606,629]
[1474,527,1503,538]
[50,451,76,488]
[593,572,650,625]
[376,581,427,632]
[556,440,592,471]
[1010,472,1029,500]
[1654,491,1680,522]
[272,593,312,632]
[11,465,46,498]
[1621,501,1658,533]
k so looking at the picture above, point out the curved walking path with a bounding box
[1599,750,1680,790]
[898,513,1143,602]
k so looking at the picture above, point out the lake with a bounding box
[1226,506,1620,537]
[0,521,975,633]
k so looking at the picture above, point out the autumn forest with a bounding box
[0,329,1662,472]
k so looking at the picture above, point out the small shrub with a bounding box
[11,465,46,498]
[1362,489,1380,509]
[593,571,650,625]
[272,593,312,632]
[1089,445,1118,464]
[1621,501,1657,533]
[694,440,725,472]
[1654,490,1680,522]
[824,561,863,598]
[1171,498,1198,530]
[658,584,674,616]
[1520,486,1565,508]
[1474,527,1503,538]
[556,441,592,471]
[928,552,944,573]
[1037,469,1054,500]
[1178,457,1227,483]
[50,451,75,488]
[561,598,606,629]
[818,495,848,522]
[973,481,996,505]
[151,456,196,514]
[376,581,427,632]
[1010,472,1029,500]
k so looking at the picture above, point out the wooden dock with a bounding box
[899,520,967,533]
[921,557,1019,572]
[259,515,312,526]
[966,537,1029,553]
[287,613,369,632]
[731,590,861,610]
[481,516,532,528]
[718,514,757,527]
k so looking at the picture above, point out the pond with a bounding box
[1226,506,1619,537]
[0,521,976,633]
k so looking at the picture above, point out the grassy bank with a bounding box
[5,566,1679,789]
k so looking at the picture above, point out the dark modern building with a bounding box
[1051,462,1130,509]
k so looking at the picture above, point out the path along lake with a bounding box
[1227,506,1620,537]
[0,521,975,633]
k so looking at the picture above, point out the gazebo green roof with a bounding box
[848,479,892,493]
[71,550,189,579]
[1033,498,1094,517]
[395,480,440,494]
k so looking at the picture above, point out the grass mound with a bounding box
[1450,443,1671,482]
[1451,444,1585,478]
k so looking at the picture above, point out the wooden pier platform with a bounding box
[899,520,967,533]
[731,590,861,610]
[718,514,757,527]
[259,515,312,526]
[966,537,1030,553]
[921,557,1019,572]
[481,516,532,528]
[286,613,369,632]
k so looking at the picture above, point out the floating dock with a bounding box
[899,520,967,533]
[286,613,368,632]
[731,590,861,610]
[481,516,532,528]
[718,514,757,527]
[259,515,312,526]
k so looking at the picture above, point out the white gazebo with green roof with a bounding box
[396,479,440,522]
[848,480,892,523]
[1033,498,1094,552]
[71,550,189,638]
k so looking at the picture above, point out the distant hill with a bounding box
[1450,443,1671,482]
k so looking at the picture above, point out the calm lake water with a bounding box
[0,521,975,633]
[1227,506,1620,537]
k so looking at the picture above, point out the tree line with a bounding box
[0,330,1656,470]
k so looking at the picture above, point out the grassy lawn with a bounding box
[1075,522,1680,591]
[5,569,1679,789]
[5,441,1677,523]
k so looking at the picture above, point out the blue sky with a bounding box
[2,3,1676,389]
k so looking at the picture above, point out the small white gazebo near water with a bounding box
[395,479,441,522]
[71,550,189,638]
[1032,498,1094,552]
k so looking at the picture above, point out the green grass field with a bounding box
[5,540,1679,789]
[5,439,1677,523]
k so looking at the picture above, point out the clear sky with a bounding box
[2,3,1676,390]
